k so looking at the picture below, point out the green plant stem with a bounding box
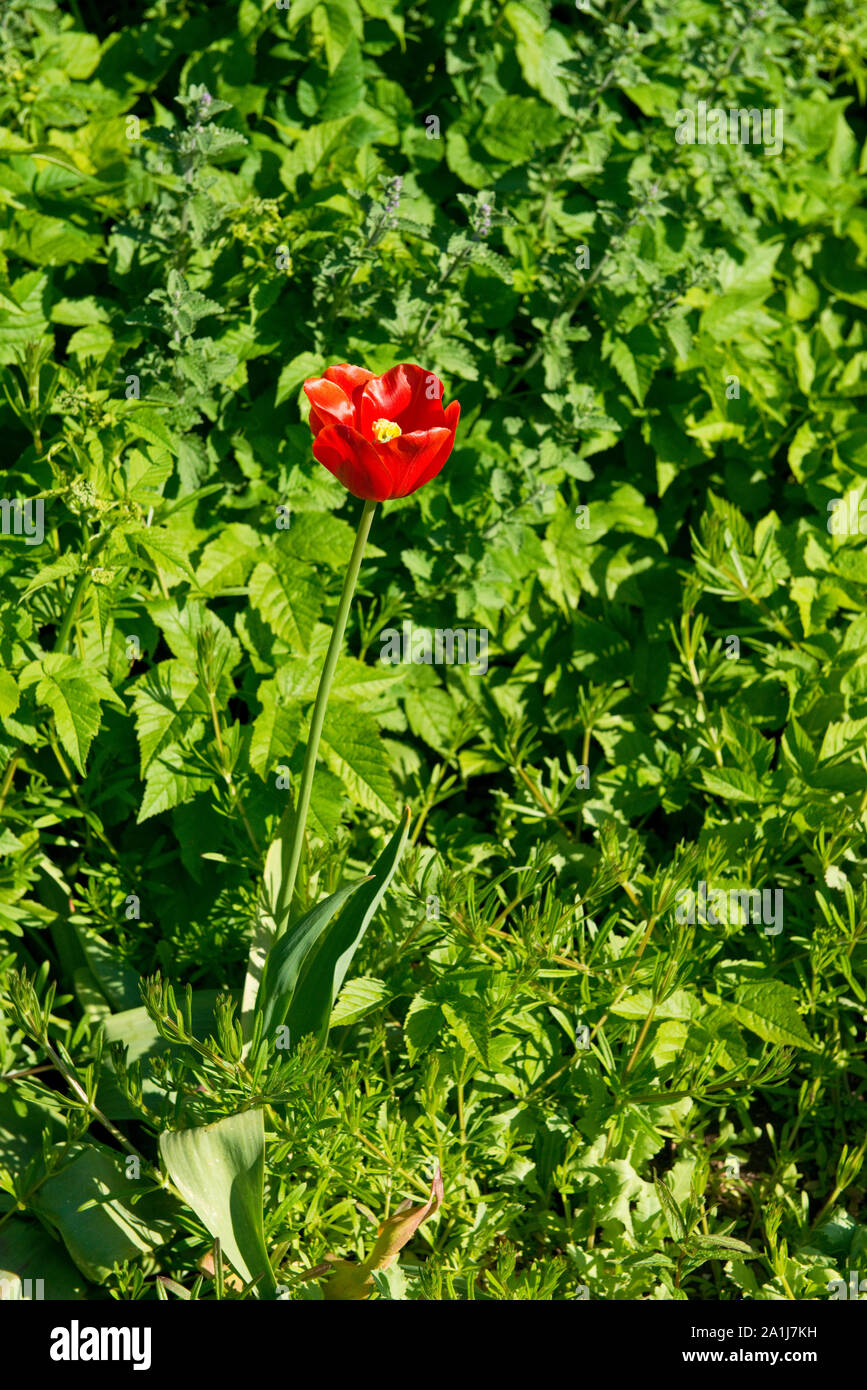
[239,499,377,1038]
[412,245,472,351]
[207,690,260,853]
[275,497,377,930]
[590,910,658,1044]
[0,750,21,816]
[41,1037,144,1162]
[48,730,118,863]
[54,525,113,654]
[456,1078,467,1149]
[54,570,91,654]
[624,959,677,1077]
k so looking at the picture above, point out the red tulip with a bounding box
[303,362,460,502]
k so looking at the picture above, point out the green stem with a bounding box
[0,750,21,816]
[207,690,260,854]
[412,246,471,352]
[240,498,378,1037]
[54,570,91,654]
[276,497,377,928]
[54,525,114,654]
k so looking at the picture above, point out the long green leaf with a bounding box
[0,1216,89,1300]
[33,1144,174,1284]
[239,798,302,1038]
[287,806,411,1044]
[159,1109,275,1297]
[256,879,365,1039]
[653,1173,687,1243]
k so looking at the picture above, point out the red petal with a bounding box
[303,378,357,434]
[411,400,461,492]
[312,424,398,501]
[402,400,460,495]
[360,363,447,439]
[379,426,452,497]
[323,363,376,396]
[324,364,375,423]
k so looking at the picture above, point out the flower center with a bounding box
[372,418,402,443]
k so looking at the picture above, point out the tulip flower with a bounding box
[303,362,461,502]
[240,364,459,1037]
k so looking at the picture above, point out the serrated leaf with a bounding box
[148,599,240,676]
[21,554,81,599]
[320,703,397,818]
[604,328,660,405]
[685,1233,755,1258]
[195,524,261,594]
[281,513,359,569]
[441,997,490,1068]
[699,768,768,804]
[137,745,212,822]
[469,243,513,282]
[504,2,573,116]
[129,526,197,584]
[121,407,180,457]
[404,994,444,1063]
[249,684,303,781]
[404,688,459,753]
[275,352,325,407]
[19,654,122,775]
[329,976,394,1027]
[130,660,208,774]
[724,980,820,1052]
[248,556,321,654]
[0,669,19,718]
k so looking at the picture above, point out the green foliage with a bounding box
[1,0,867,1302]
[159,1109,275,1296]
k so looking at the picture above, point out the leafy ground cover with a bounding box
[1,0,867,1302]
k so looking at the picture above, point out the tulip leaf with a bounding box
[256,880,366,1039]
[32,1144,175,1284]
[0,1216,89,1300]
[286,806,411,1043]
[159,1109,275,1297]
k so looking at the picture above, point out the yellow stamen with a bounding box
[372,418,402,443]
